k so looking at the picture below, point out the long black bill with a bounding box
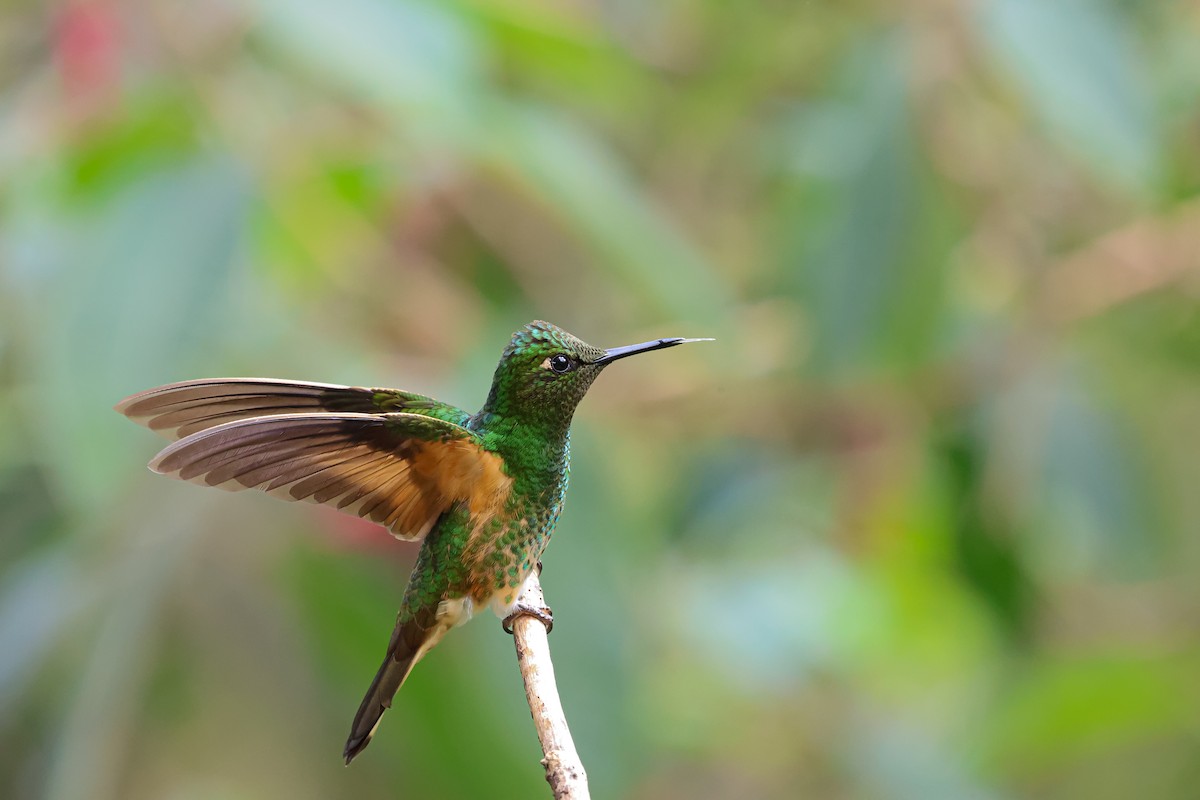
[592,336,714,366]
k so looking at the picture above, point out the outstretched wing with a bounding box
[115,378,471,440]
[146,412,511,541]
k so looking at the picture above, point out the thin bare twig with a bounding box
[509,574,590,799]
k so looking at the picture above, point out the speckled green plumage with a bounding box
[396,322,596,624]
[116,320,709,765]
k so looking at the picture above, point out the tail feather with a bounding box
[343,616,441,765]
[342,651,417,764]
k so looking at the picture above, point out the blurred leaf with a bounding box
[254,0,728,324]
[976,0,1161,193]
[1037,379,1153,575]
[991,363,1154,579]
[253,0,484,139]
[0,549,90,718]
[671,550,870,689]
[1098,292,1200,372]
[64,96,201,200]
[979,652,1200,774]
[458,0,646,114]
[46,508,205,800]
[477,104,730,323]
[30,158,249,512]
[786,36,919,372]
[675,447,835,557]
[937,418,1035,641]
[852,720,1005,800]
[0,464,60,564]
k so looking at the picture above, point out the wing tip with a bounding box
[146,453,168,475]
[114,391,150,419]
[146,439,182,475]
[113,379,205,419]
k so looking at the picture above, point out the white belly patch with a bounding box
[486,570,538,618]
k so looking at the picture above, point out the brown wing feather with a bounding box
[147,412,511,541]
[116,378,461,440]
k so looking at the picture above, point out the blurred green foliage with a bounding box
[2,0,1199,798]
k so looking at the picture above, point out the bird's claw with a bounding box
[503,603,554,635]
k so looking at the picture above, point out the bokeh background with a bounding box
[2,1,1199,798]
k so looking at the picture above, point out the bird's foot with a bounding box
[503,603,553,635]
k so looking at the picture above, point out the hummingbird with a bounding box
[116,320,710,764]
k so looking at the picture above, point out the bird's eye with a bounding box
[548,354,574,374]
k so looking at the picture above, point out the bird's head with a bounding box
[481,320,710,432]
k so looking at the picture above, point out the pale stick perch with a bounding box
[509,573,590,799]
